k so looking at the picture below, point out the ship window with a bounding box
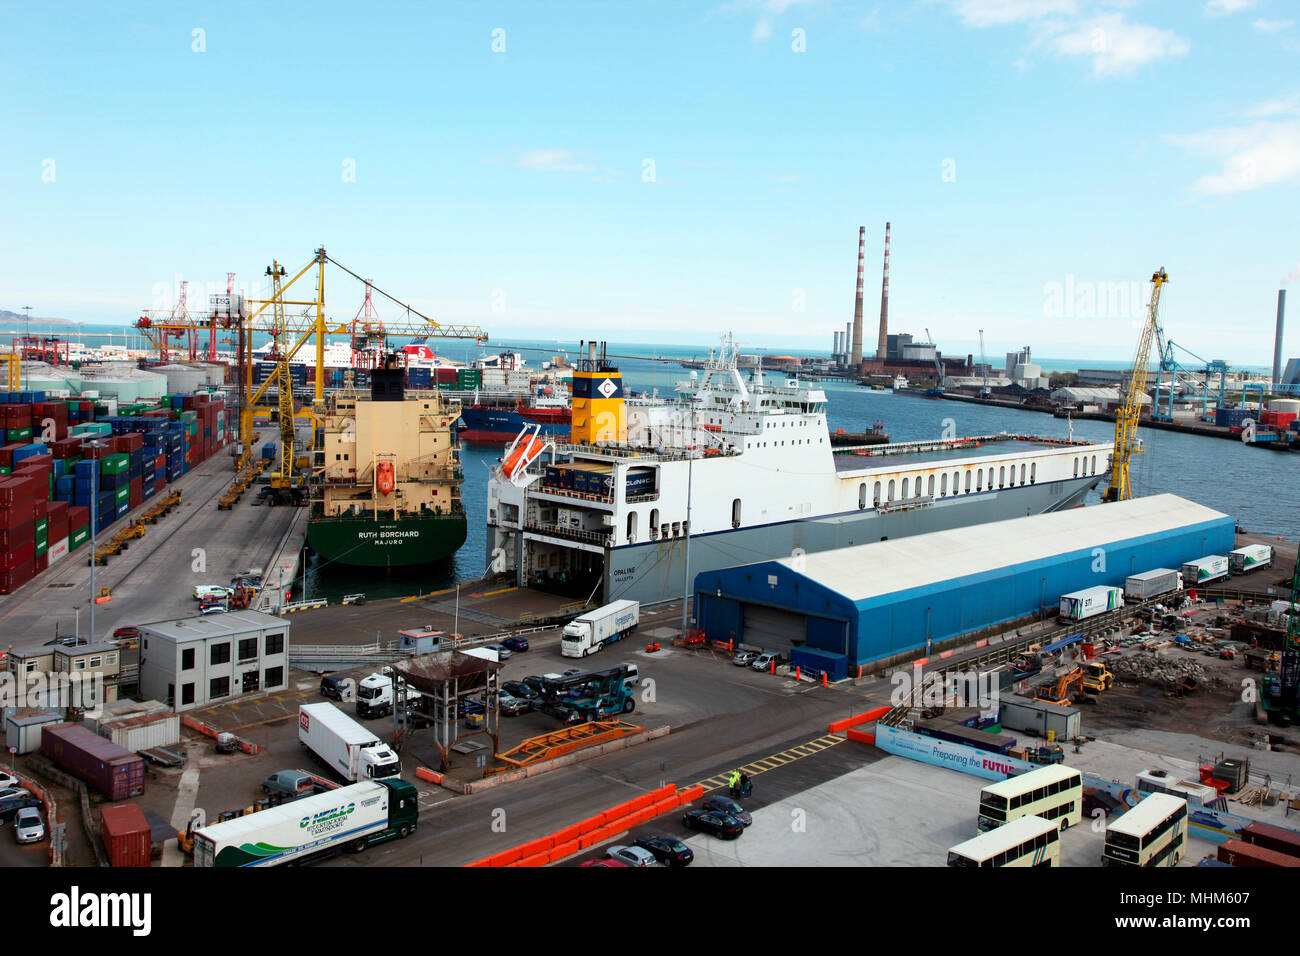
[953,471,960,494]
[915,479,922,499]
[887,479,895,501]
[1020,463,1026,485]
[626,511,637,543]
[940,473,948,496]
[650,508,659,533]
[901,477,909,498]
[873,481,881,506]
[1091,455,1097,474]
[999,466,1005,488]
[964,471,971,493]
[927,475,935,497]
[1030,462,1037,483]
[976,470,983,491]
[859,483,867,509]
[1073,457,1079,477]
[732,498,742,528]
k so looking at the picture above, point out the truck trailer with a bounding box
[299,703,402,782]
[356,672,424,719]
[1181,555,1230,587]
[1229,544,1274,575]
[194,778,418,867]
[561,599,640,658]
[1124,568,1182,602]
[1058,586,1123,622]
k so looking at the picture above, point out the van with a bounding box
[622,663,639,689]
[193,585,233,600]
[262,770,317,798]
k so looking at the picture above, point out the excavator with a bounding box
[1034,660,1117,704]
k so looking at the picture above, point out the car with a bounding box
[501,636,530,652]
[462,698,486,716]
[320,674,350,700]
[200,605,228,615]
[12,806,45,844]
[234,567,264,582]
[341,593,367,606]
[633,835,694,866]
[751,651,783,671]
[0,792,41,823]
[43,636,83,647]
[498,693,530,716]
[0,773,18,791]
[703,795,752,826]
[112,626,140,640]
[562,669,582,678]
[606,845,658,867]
[579,858,628,867]
[193,585,233,600]
[502,680,541,701]
[486,643,512,660]
[682,809,744,839]
[0,786,24,802]
[732,650,758,666]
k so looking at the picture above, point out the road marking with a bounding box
[161,759,201,867]
[691,732,846,793]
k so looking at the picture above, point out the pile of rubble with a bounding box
[1109,654,1224,690]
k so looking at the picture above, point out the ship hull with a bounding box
[308,513,467,568]
[459,405,570,443]
[492,474,1101,606]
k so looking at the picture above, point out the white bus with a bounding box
[948,815,1061,867]
[1102,793,1188,867]
[977,764,1083,833]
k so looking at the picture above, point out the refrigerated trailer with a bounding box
[193,778,418,867]
[1229,544,1274,575]
[561,600,640,658]
[1124,569,1182,602]
[1181,555,1230,587]
[1058,586,1123,622]
[299,703,402,782]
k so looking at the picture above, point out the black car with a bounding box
[703,794,752,827]
[634,835,694,866]
[682,809,743,839]
[0,793,41,823]
[43,636,83,648]
[319,674,350,701]
[502,680,541,701]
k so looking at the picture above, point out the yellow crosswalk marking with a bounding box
[691,732,846,792]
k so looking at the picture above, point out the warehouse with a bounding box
[693,494,1234,681]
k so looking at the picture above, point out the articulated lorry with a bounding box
[194,778,418,867]
[561,600,640,658]
[299,703,402,782]
[538,665,638,723]
[1181,555,1230,587]
[1058,586,1123,622]
[1230,544,1274,575]
[356,671,425,719]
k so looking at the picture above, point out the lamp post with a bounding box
[83,440,107,642]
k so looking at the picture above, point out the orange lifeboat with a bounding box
[376,461,396,496]
[502,435,546,480]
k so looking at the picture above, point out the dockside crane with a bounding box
[1103,268,1167,503]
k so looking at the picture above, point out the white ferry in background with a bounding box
[487,336,1116,606]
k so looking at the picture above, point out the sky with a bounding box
[1,0,1297,364]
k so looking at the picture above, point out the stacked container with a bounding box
[40,722,145,800]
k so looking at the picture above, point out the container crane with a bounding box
[1104,268,1167,503]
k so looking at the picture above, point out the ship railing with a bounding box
[523,523,612,547]
[550,441,740,462]
[625,492,659,503]
[535,484,614,504]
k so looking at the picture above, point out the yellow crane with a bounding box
[1104,267,1167,503]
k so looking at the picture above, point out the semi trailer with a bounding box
[299,703,402,782]
[560,600,640,658]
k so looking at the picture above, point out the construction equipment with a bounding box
[1033,667,1084,706]
[1081,660,1115,694]
[1263,539,1300,724]
[1026,743,1065,765]
[1105,267,1167,502]
[5,350,21,389]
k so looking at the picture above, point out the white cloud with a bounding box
[710,0,817,41]
[943,0,1077,28]
[1246,94,1300,118]
[753,16,773,38]
[1253,17,1294,33]
[516,149,593,173]
[1045,13,1189,76]
[1204,0,1255,16]
[1167,120,1300,195]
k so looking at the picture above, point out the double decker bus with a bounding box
[1102,792,1188,867]
[948,814,1061,867]
[977,764,1083,833]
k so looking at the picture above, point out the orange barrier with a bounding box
[551,839,580,860]
[828,705,891,734]
[416,767,443,785]
[846,727,876,746]
[677,785,705,803]
[552,821,585,846]
[512,851,551,868]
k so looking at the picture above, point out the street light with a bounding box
[82,440,107,642]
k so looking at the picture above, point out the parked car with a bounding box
[320,674,350,700]
[486,644,512,660]
[462,698,486,716]
[0,773,18,790]
[501,636,530,652]
[703,794,752,826]
[682,809,744,839]
[0,791,41,823]
[606,845,658,867]
[200,604,228,616]
[579,858,628,867]
[12,806,45,844]
[234,566,264,582]
[43,636,82,647]
[498,693,529,716]
[562,669,582,678]
[0,786,24,802]
[112,626,140,640]
[262,770,320,798]
[752,651,783,672]
[732,650,757,666]
[502,680,541,701]
[633,835,694,866]
[193,585,233,600]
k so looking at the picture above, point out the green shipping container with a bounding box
[35,517,48,536]
[0,466,9,475]
[69,526,89,550]
[114,486,130,503]
[100,454,130,475]
[457,368,482,388]
[6,427,33,442]
[35,539,47,556]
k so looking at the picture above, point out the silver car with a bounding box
[487,643,513,660]
[732,650,757,666]
[13,806,45,844]
[606,844,657,867]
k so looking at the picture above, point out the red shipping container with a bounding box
[47,499,68,523]
[121,433,143,452]
[68,505,89,529]
[50,437,84,458]
[81,443,108,460]
[100,804,152,867]
[0,518,35,550]
[1218,838,1300,867]
[1240,821,1300,859]
[4,405,32,427]
[155,477,166,493]
[0,540,35,570]
[0,476,38,512]
[40,723,145,801]
[47,517,68,543]
[32,499,49,521]
[0,559,33,594]
[155,455,166,471]
[34,551,48,573]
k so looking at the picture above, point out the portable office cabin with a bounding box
[693,494,1235,678]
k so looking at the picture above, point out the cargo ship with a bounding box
[459,394,570,443]
[487,336,1117,606]
[307,361,466,568]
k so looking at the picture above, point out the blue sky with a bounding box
[1,0,1297,364]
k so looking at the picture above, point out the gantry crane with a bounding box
[1104,268,1167,503]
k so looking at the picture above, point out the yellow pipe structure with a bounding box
[1104,267,1167,503]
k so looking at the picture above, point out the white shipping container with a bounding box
[1124,568,1182,601]
[4,710,64,755]
[47,538,69,565]
[1181,555,1230,586]
[100,713,181,752]
[1229,544,1273,574]
[1058,585,1123,621]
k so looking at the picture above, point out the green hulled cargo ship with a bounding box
[307,364,466,568]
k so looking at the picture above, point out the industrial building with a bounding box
[138,610,289,712]
[693,494,1234,681]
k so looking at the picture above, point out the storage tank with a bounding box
[153,364,207,395]
[1268,399,1300,416]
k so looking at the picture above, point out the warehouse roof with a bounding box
[772,494,1227,604]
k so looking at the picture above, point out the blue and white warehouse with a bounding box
[693,494,1235,681]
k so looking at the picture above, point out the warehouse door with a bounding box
[740,604,808,653]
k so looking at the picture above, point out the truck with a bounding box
[1181,555,1230,587]
[194,778,418,867]
[560,599,640,658]
[355,671,424,719]
[537,665,638,722]
[1124,568,1182,602]
[298,703,402,783]
[1058,586,1123,622]
[1229,544,1274,575]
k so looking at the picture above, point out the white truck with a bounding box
[1058,585,1123,622]
[1124,568,1182,602]
[299,703,402,782]
[561,600,640,658]
[1180,555,1230,587]
[194,778,418,867]
[355,671,424,719]
[1229,544,1274,575]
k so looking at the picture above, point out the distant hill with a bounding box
[0,308,68,327]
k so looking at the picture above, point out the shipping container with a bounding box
[996,695,1081,741]
[1058,585,1123,621]
[1123,568,1182,602]
[3,709,63,755]
[100,803,152,867]
[1217,838,1300,868]
[1180,555,1230,587]
[1239,821,1300,860]
[1229,544,1273,575]
[913,718,1018,755]
[98,712,181,752]
[40,723,145,800]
